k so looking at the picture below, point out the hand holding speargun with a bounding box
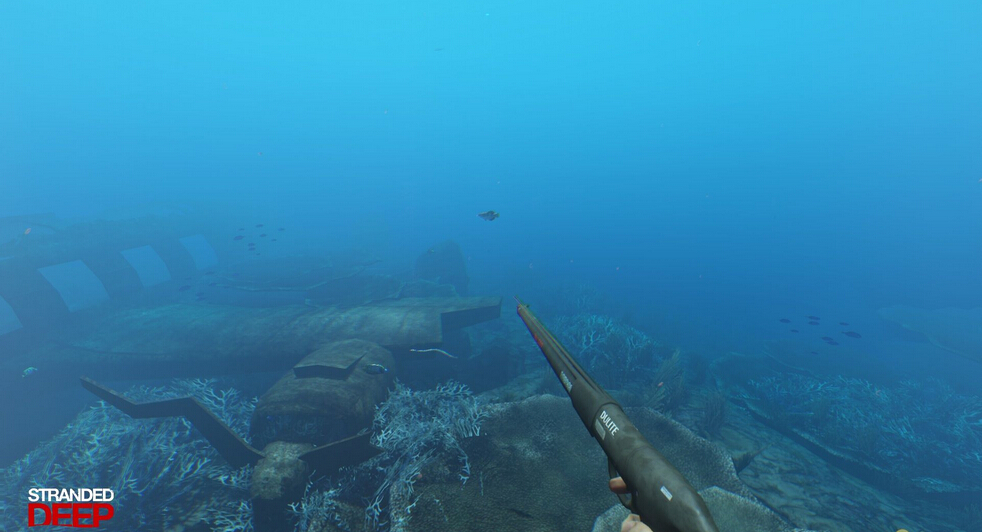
[515,297,719,532]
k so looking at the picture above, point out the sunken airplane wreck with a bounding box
[80,297,501,532]
[38,295,501,378]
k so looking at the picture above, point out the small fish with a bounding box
[821,336,834,342]
[256,224,264,228]
[234,235,244,240]
[362,363,389,375]
[278,227,285,231]
[477,210,500,221]
[24,227,31,235]
[208,282,217,286]
[238,228,245,231]
[177,285,191,291]
[842,331,862,339]
[807,315,821,320]
[22,367,38,378]
[790,329,799,333]
[260,233,267,237]
[778,318,791,323]
[657,381,664,388]
[839,322,849,326]
[809,351,819,355]
[271,239,277,242]
[808,321,820,325]
[195,292,205,297]
[248,243,256,247]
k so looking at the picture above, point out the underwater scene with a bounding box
[1,1,980,531]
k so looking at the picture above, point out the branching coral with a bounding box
[360,381,488,532]
[555,313,657,387]
[744,374,982,493]
[0,379,257,532]
[212,500,256,532]
[289,483,344,532]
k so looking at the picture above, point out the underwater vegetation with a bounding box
[551,308,695,420]
[0,379,257,532]
[743,374,982,494]
[700,389,727,437]
[554,313,657,388]
[642,349,688,416]
[0,378,488,532]
[291,380,488,532]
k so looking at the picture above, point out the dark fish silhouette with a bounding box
[821,336,834,342]
[195,292,205,297]
[238,228,244,231]
[255,224,264,228]
[779,318,791,323]
[810,351,819,355]
[477,210,499,221]
[807,315,821,320]
[177,285,191,291]
[507,508,534,519]
[248,243,256,247]
[234,235,244,240]
[260,234,267,237]
[271,239,277,242]
[839,322,849,326]
[790,329,799,333]
[808,321,820,325]
[278,227,285,231]
[842,331,862,339]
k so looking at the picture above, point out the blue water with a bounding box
[1,1,981,531]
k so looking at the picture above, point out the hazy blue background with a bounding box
[2,1,980,379]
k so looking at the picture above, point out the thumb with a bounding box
[621,514,641,532]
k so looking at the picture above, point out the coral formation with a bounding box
[0,379,256,532]
[554,313,657,387]
[291,381,489,532]
[742,374,982,495]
